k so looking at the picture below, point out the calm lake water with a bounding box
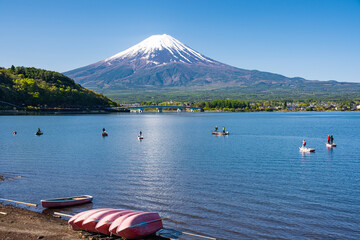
[1,112,360,239]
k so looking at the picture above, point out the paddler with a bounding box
[327,135,330,144]
[222,126,225,133]
[37,128,41,134]
[330,135,334,144]
[139,130,142,136]
[215,126,218,132]
[302,139,306,147]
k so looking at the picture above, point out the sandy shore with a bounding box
[0,204,171,240]
[0,203,81,239]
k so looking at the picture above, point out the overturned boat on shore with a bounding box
[68,208,162,239]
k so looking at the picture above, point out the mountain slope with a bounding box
[65,34,304,89]
[64,34,360,101]
[0,66,118,108]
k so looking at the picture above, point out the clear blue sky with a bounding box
[1,0,359,82]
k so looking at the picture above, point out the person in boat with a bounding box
[330,135,334,144]
[223,126,225,133]
[327,135,330,144]
[215,126,218,132]
[139,130,142,136]
[302,139,306,147]
[102,128,108,136]
[37,128,41,134]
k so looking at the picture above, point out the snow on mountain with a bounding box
[104,34,215,66]
[64,34,309,90]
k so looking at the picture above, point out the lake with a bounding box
[1,112,360,239]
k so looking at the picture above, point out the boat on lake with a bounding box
[299,147,315,153]
[326,143,337,148]
[212,131,229,135]
[41,195,93,208]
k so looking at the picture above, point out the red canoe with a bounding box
[69,208,111,230]
[41,195,93,208]
[109,212,142,235]
[82,209,124,232]
[72,208,115,230]
[68,208,110,227]
[95,210,136,235]
[69,210,93,230]
[115,212,163,239]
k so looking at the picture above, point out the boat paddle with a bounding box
[182,231,217,240]
[53,212,74,218]
[0,198,38,207]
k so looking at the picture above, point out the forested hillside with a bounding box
[0,66,118,108]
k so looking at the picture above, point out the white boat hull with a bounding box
[299,147,315,152]
[326,143,336,148]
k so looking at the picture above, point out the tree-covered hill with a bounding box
[0,66,119,108]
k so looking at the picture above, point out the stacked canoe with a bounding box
[68,208,162,239]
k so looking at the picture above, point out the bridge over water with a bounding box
[127,105,203,112]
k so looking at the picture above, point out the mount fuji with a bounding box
[64,34,305,89]
[64,34,360,101]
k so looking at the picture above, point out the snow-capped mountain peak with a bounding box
[104,34,214,65]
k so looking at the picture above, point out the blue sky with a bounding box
[1,0,359,82]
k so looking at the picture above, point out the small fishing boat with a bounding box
[35,131,43,135]
[102,132,108,137]
[138,135,144,140]
[326,143,337,148]
[212,131,229,135]
[41,195,93,208]
[299,147,315,153]
[115,212,163,239]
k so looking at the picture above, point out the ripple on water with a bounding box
[1,112,360,239]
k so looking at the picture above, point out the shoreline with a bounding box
[0,203,80,240]
[0,203,169,240]
[0,173,169,240]
[0,108,130,115]
[1,109,359,115]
